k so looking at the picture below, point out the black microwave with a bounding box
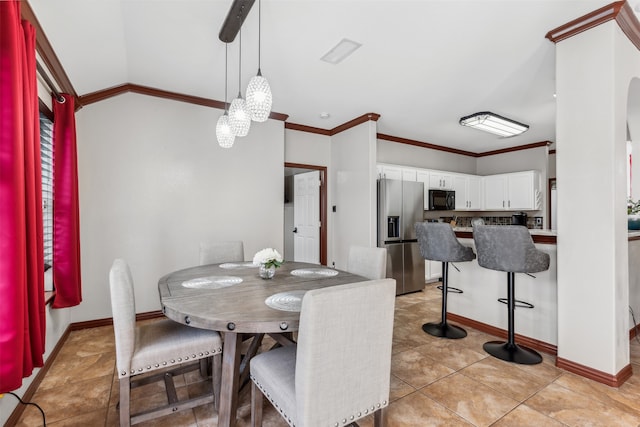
[429,189,455,210]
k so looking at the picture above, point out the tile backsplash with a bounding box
[435,215,544,229]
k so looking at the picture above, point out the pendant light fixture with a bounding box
[228,27,251,137]
[216,43,235,148]
[245,0,272,122]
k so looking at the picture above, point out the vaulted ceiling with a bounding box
[28,0,624,153]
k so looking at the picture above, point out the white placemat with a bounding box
[182,276,242,289]
[219,262,258,269]
[265,290,308,312]
[290,268,339,278]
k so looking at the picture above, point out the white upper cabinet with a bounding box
[483,174,508,210]
[377,164,416,181]
[377,164,541,212]
[507,171,541,210]
[452,174,482,210]
[428,172,454,190]
[402,168,417,182]
[483,171,541,211]
[377,164,402,180]
[467,176,482,210]
[453,175,468,210]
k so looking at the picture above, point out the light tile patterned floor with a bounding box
[13,283,640,426]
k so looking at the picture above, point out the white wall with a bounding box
[377,139,476,174]
[476,146,548,176]
[71,93,284,322]
[555,21,638,376]
[331,122,377,269]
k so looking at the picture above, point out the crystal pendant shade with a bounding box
[228,95,251,137]
[246,72,272,122]
[216,112,235,148]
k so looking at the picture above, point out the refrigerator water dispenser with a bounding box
[387,216,400,239]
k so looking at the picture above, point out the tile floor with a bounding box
[13,282,640,427]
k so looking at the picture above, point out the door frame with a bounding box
[548,177,556,230]
[285,162,327,265]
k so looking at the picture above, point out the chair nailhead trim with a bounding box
[252,378,294,426]
[249,378,395,426]
[121,346,221,378]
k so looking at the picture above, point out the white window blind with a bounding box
[40,113,54,269]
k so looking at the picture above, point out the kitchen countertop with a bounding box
[451,226,557,244]
[453,227,640,241]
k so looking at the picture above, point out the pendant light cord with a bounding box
[237,27,242,97]
[258,0,261,71]
[224,43,228,112]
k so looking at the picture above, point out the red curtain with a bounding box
[0,1,46,392]
[52,94,82,308]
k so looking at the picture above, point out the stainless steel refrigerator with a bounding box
[377,178,425,295]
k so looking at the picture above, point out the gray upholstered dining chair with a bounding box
[415,222,475,339]
[109,259,223,426]
[346,245,387,280]
[472,225,550,364]
[199,240,244,265]
[250,278,396,427]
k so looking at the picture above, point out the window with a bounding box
[40,113,53,270]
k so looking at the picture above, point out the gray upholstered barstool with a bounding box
[416,222,475,339]
[473,225,550,364]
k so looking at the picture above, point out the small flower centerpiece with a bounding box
[629,199,640,231]
[253,248,283,279]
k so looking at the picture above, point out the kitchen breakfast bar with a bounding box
[437,228,640,353]
[442,228,558,351]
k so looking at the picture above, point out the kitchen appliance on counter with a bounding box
[428,189,455,210]
[377,178,425,295]
[512,212,528,226]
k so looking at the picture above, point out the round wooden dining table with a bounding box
[158,261,367,427]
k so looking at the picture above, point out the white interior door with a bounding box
[294,171,320,263]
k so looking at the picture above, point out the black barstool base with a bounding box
[422,322,467,339]
[483,341,542,365]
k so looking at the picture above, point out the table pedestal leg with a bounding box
[218,332,241,427]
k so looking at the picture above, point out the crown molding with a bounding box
[545,0,640,52]
[286,113,380,136]
[78,83,289,121]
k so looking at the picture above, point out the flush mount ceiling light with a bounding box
[320,38,362,64]
[459,112,529,137]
